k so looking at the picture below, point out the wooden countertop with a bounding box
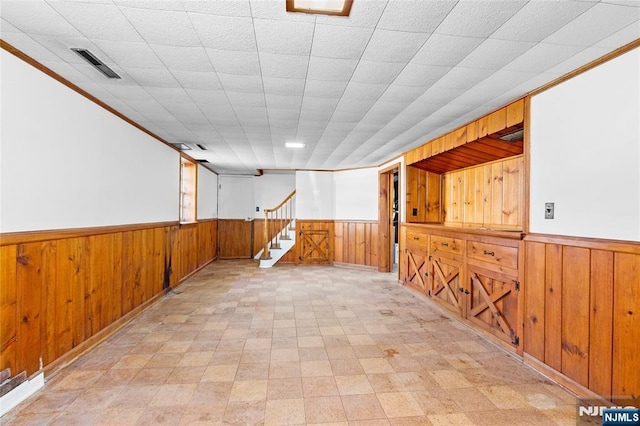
[400,223,525,241]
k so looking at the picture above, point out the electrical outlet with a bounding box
[545,202,554,219]
[256,206,260,212]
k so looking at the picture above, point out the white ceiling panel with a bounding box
[2,0,636,175]
[362,29,430,63]
[311,24,373,59]
[259,53,310,79]
[206,49,260,75]
[189,13,257,51]
[253,19,314,55]
[307,57,359,82]
[543,3,640,47]
[412,34,484,67]
[378,0,455,33]
[118,7,201,47]
[434,1,527,38]
[350,60,405,84]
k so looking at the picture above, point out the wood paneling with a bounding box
[218,219,253,259]
[0,220,217,380]
[442,156,524,230]
[334,221,378,269]
[523,235,640,402]
[296,221,334,265]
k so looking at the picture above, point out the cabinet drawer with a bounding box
[406,231,428,254]
[430,235,464,256]
[467,241,517,269]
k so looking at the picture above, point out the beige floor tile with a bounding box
[303,376,339,397]
[228,379,268,402]
[301,360,334,377]
[269,361,302,378]
[347,334,377,346]
[428,370,474,389]
[148,384,197,407]
[271,347,300,362]
[428,413,473,426]
[201,364,238,382]
[267,377,304,400]
[264,398,305,425]
[360,358,395,374]
[478,385,531,409]
[377,392,425,418]
[304,396,347,423]
[335,374,374,395]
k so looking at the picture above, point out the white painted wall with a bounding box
[0,50,180,233]
[295,171,334,219]
[197,165,218,219]
[530,47,640,242]
[254,172,296,215]
[217,175,255,220]
[333,168,378,221]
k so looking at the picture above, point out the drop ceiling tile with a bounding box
[300,109,334,123]
[378,84,422,103]
[226,92,266,107]
[362,29,429,63]
[434,1,526,38]
[335,99,376,113]
[206,49,260,75]
[393,63,452,87]
[104,84,153,101]
[314,1,387,27]
[217,73,264,93]
[457,39,536,70]
[365,100,407,117]
[304,80,348,98]
[186,89,228,105]
[263,77,306,96]
[151,44,213,72]
[189,13,257,51]
[491,1,595,43]
[265,94,303,109]
[544,3,640,47]
[311,24,373,59]
[118,7,200,47]
[253,19,314,56]
[259,53,309,79]
[503,43,585,73]
[450,88,506,107]
[342,82,388,100]
[2,2,82,37]
[595,22,640,48]
[268,108,300,121]
[48,2,142,42]
[173,70,222,90]
[412,33,483,65]
[545,46,614,75]
[125,67,180,87]
[0,33,62,63]
[0,18,20,33]
[432,67,495,90]
[114,1,184,11]
[419,86,467,104]
[301,96,340,111]
[249,0,316,22]
[145,87,192,103]
[92,40,166,69]
[378,0,455,33]
[400,101,440,117]
[350,60,405,84]
[184,1,251,17]
[306,57,358,82]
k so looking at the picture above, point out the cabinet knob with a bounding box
[441,242,449,247]
[483,250,495,257]
[413,237,419,240]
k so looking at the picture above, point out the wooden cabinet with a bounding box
[400,224,524,354]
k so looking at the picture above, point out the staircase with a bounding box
[257,190,296,268]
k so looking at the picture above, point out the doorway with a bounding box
[378,164,400,273]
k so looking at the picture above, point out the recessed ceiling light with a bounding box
[172,143,191,150]
[285,142,306,149]
[286,0,352,16]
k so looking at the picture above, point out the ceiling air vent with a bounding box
[71,48,121,79]
[171,143,191,150]
[197,159,210,163]
[196,144,207,150]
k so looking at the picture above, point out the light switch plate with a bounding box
[545,202,554,219]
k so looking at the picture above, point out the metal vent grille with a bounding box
[71,48,121,79]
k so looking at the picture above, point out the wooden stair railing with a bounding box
[261,190,296,260]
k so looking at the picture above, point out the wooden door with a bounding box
[298,229,331,264]
[430,254,464,316]
[406,249,428,294]
[467,265,520,348]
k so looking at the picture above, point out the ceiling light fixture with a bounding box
[286,0,353,16]
[285,142,306,149]
[71,48,121,79]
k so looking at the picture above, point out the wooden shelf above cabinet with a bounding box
[413,131,523,174]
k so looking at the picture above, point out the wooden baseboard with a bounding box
[523,354,611,404]
[42,256,217,381]
[333,262,378,271]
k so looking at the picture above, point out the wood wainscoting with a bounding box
[0,219,218,381]
[334,220,379,269]
[218,219,253,259]
[523,234,640,404]
[296,221,334,265]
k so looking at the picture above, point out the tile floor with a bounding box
[2,260,578,425]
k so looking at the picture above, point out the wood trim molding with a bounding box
[196,218,219,223]
[296,219,336,223]
[529,39,640,97]
[334,220,378,224]
[524,233,640,255]
[523,95,532,234]
[0,40,198,165]
[0,221,179,246]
